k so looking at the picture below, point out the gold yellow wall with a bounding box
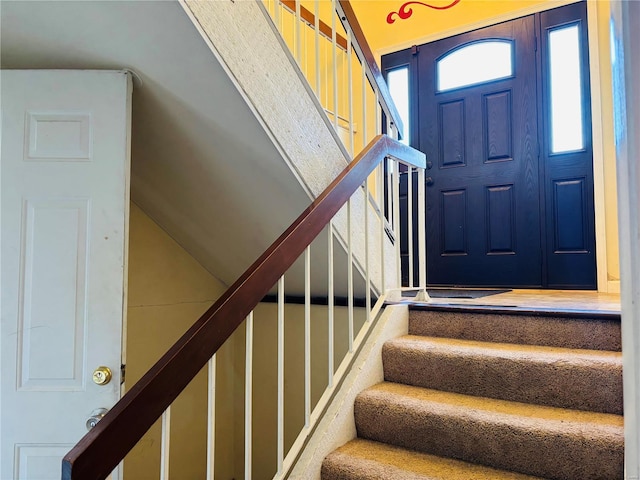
[351,0,563,53]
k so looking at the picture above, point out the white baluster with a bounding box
[387,157,393,226]
[418,168,429,300]
[314,1,320,97]
[362,61,368,150]
[379,158,386,293]
[364,182,371,322]
[245,313,253,480]
[304,246,311,427]
[376,92,383,209]
[331,0,338,131]
[347,29,354,157]
[206,355,216,480]
[160,407,171,480]
[393,161,401,287]
[408,166,414,288]
[328,222,334,387]
[295,0,301,64]
[275,0,281,33]
[277,276,285,475]
[347,198,354,352]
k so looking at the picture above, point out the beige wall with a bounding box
[124,204,243,480]
[351,0,620,291]
[124,204,367,480]
[249,302,366,479]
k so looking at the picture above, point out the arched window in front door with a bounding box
[437,40,513,92]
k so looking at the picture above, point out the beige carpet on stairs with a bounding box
[322,438,545,480]
[321,308,624,480]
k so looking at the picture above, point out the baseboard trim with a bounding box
[608,280,621,294]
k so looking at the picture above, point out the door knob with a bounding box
[426,176,434,186]
[92,366,112,385]
[86,408,109,431]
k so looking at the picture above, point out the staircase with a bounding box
[322,305,624,480]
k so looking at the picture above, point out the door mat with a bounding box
[404,289,511,299]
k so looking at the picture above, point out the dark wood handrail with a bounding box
[62,135,424,479]
[337,0,406,139]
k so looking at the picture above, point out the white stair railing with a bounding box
[262,0,406,219]
[62,1,429,478]
[134,140,427,480]
[62,137,425,480]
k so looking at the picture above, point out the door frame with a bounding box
[377,0,615,293]
[611,2,640,475]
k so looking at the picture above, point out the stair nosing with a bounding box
[402,302,621,320]
[324,438,546,480]
[385,335,623,364]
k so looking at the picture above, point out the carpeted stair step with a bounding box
[409,308,621,351]
[354,382,624,480]
[321,438,545,480]
[382,335,623,414]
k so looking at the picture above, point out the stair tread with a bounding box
[408,309,622,351]
[383,335,623,415]
[323,438,545,480]
[359,382,624,432]
[387,335,623,364]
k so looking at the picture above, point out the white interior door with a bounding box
[1,70,131,480]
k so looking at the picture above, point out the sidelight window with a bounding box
[387,66,411,145]
[548,23,584,153]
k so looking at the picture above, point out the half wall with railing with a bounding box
[63,1,428,479]
[262,0,425,290]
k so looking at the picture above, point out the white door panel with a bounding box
[1,70,131,480]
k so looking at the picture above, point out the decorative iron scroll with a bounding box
[387,0,461,24]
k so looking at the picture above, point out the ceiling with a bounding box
[1,0,314,288]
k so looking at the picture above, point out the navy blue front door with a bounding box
[385,2,596,289]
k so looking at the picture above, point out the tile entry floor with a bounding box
[397,288,621,314]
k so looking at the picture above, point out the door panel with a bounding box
[418,15,541,287]
[487,185,516,254]
[441,189,467,254]
[485,91,513,162]
[1,70,131,479]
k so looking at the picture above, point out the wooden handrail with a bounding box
[62,135,424,479]
[337,0,406,139]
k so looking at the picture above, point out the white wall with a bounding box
[610,1,640,477]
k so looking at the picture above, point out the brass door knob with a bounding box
[92,366,112,385]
